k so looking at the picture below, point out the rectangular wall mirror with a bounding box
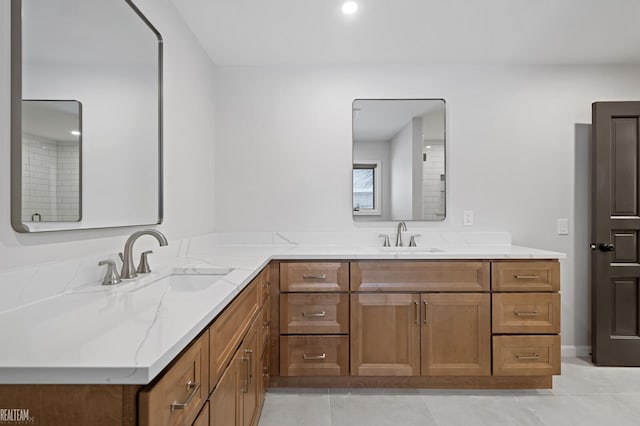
[352,99,446,221]
[11,0,163,232]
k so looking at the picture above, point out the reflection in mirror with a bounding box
[22,100,81,223]
[352,99,446,221]
[11,0,163,232]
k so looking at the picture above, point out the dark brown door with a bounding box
[592,101,640,365]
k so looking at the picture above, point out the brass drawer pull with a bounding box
[303,353,326,360]
[516,354,540,360]
[302,274,327,280]
[414,300,419,324]
[302,311,326,318]
[514,274,540,280]
[423,300,428,324]
[515,311,540,317]
[170,381,201,411]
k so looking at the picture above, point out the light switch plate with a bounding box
[463,210,474,226]
[557,218,569,235]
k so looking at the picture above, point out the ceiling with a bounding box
[170,0,640,66]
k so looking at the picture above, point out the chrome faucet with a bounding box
[395,221,407,247]
[120,229,168,279]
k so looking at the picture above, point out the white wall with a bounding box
[390,120,413,219]
[213,64,640,349]
[0,0,216,270]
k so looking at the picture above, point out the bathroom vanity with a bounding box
[0,237,563,426]
[272,259,560,388]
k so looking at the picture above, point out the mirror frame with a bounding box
[10,0,164,233]
[351,98,447,222]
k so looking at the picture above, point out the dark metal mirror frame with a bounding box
[351,98,447,222]
[10,0,164,233]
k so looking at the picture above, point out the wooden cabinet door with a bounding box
[420,293,491,376]
[210,351,241,426]
[350,293,420,376]
[241,322,260,426]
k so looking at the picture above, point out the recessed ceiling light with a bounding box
[426,146,432,149]
[71,130,81,136]
[342,1,358,15]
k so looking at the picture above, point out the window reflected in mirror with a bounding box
[352,99,446,221]
[353,162,380,215]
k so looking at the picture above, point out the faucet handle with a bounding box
[98,260,122,285]
[378,234,391,247]
[136,250,154,274]
[409,234,422,247]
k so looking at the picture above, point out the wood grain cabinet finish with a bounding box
[209,278,260,390]
[139,331,210,426]
[192,401,209,426]
[421,293,491,376]
[280,335,349,376]
[280,262,349,292]
[492,261,560,292]
[493,293,560,334]
[350,293,421,376]
[259,303,271,359]
[241,323,260,426]
[351,261,490,292]
[210,320,261,426]
[280,293,349,334]
[493,335,561,376]
[210,350,241,426]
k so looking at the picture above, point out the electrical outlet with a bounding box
[463,210,474,226]
[557,218,569,235]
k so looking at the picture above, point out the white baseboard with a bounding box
[562,345,591,358]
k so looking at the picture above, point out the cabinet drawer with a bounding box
[139,331,209,426]
[493,335,560,376]
[280,336,349,376]
[210,278,260,390]
[492,261,560,292]
[351,261,490,292]
[280,293,349,334]
[493,293,560,334]
[280,262,349,292]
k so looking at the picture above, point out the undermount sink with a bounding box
[162,268,233,292]
[378,247,445,253]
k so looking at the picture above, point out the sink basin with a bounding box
[167,274,227,292]
[378,247,444,253]
[157,268,233,292]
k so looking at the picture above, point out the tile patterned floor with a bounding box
[258,358,640,426]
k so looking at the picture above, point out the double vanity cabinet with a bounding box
[271,259,560,389]
[0,257,560,426]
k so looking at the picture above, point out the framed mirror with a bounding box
[11,0,163,232]
[352,99,446,221]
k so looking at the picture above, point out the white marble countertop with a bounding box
[0,241,564,385]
